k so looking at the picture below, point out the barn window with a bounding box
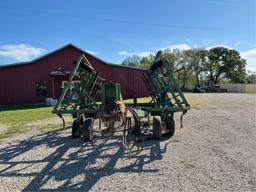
[36,81,47,96]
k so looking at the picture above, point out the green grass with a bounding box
[123,94,206,107]
[123,93,242,107]
[0,106,60,139]
[0,94,201,140]
[246,93,256,96]
[0,104,46,111]
[1,92,248,140]
[185,94,210,106]
[0,107,52,125]
[124,97,152,104]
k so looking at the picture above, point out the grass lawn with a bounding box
[124,93,208,107]
[0,106,72,140]
[246,93,256,96]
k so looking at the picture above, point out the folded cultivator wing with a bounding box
[53,54,123,140]
[143,59,190,112]
[53,54,103,115]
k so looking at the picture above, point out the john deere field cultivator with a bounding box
[53,52,190,150]
[53,54,124,140]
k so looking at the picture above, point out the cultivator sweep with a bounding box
[53,52,190,151]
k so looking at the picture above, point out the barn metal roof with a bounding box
[0,43,145,71]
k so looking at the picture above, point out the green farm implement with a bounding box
[53,54,124,140]
[123,53,190,150]
[53,52,190,150]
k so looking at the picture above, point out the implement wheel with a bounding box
[72,119,80,139]
[165,114,175,137]
[107,119,115,136]
[123,108,141,151]
[123,118,136,149]
[83,118,94,141]
[153,116,162,139]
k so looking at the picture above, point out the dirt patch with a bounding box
[0,123,9,134]
[24,116,73,129]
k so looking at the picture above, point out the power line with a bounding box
[207,0,252,3]
[0,6,219,31]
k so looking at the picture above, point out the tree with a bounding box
[203,47,246,84]
[146,49,199,89]
[121,55,141,67]
[140,54,154,69]
[171,49,188,88]
[166,49,200,89]
[183,49,208,85]
[160,50,176,64]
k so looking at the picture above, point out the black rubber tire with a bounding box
[165,115,175,137]
[107,120,115,136]
[153,116,162,139]
[72,119,80,139]
[123,118,136,150]
[83,118,94,141]
[122,108,141,151]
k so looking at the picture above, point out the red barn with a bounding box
[0,44,149,105]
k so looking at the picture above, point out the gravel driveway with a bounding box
[0,93,255,192]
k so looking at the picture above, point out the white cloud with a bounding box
[136,51,153,57]
[159,44,191,51]
[118,43,191,57]
[0,44,46,61]
[241,48,256,58]
[117,51,132,56]
[117,50,153,57]
[206,44,233,50]
[85,49,99,55]
[241,48,256,72]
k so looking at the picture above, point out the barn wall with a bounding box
[99,65,147,98]
[0,45,148,105]
[0,46,81,105]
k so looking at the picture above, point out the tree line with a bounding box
[121,46,255,90]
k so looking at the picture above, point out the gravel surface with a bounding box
[0,93,255,192]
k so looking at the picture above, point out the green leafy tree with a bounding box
[160,50,176,64]
[183,49,208,85]
[203,47,246,84]
[140,54,155,69]
[121,55,141,67]
[149,49,198,89]
[165,49,198,89]
[171,50,188,88]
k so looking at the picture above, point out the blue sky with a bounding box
[0,0,255,71]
